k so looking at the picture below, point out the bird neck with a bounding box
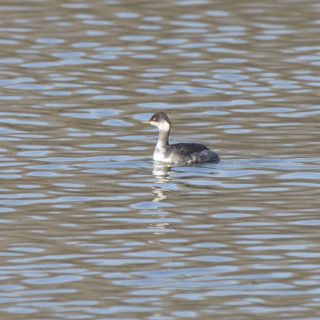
[156,126,170,148]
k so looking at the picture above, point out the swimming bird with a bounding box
[146,111,219,164]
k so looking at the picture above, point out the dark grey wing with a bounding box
[171,143,209,156]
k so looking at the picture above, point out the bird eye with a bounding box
[152,117,156,121]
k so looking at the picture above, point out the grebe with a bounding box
[146,111,219,164]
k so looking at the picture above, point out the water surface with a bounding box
[0,0,320,319]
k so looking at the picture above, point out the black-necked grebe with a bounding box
[146,111,219,164]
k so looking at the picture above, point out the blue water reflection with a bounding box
[0,0,320,319]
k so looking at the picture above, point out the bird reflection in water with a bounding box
[152,162,172,202]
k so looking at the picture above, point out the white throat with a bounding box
[157,120,170,132]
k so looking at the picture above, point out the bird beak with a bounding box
[143,120,151,124]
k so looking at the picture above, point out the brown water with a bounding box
[0,0,320,319]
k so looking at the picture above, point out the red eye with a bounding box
[152,117,156,121]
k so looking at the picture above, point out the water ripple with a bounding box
[0,0,319,319]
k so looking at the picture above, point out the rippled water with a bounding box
[1,0,320,319]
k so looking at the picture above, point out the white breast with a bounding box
[153,147,188,164]
[153,147,167,162]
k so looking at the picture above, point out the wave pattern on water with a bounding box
[0,0,320,319]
